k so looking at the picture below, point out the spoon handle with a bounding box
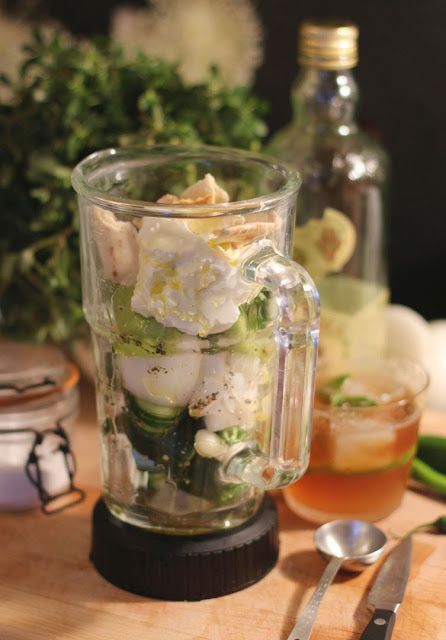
[286,557,343,640]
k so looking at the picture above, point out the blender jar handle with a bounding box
[224,243,320,489]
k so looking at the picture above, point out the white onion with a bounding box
[426,320,446,410]
[385,304,431,363]
[194,429,228,459]
[117,353,202,406]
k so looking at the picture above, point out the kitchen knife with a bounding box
[359,535,412,640]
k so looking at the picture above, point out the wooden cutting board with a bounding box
[0,382,445,640]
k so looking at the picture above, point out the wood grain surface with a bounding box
[1,380,445,640]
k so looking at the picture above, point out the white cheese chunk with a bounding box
[131,217,258,336]
[189,353,262,431]
[92,206,138,286]
[180,173,230,203]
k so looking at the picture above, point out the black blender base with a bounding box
[90,496,279,601]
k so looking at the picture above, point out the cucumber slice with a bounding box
[113,286,182,355]
[113,339,159,357]
[125,392,185,434]
[113,286,273,358]
[116,409,248,507]
[134,396,185,421]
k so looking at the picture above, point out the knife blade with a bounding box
[359,535,412,640]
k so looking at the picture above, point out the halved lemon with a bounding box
[293,207,356,278]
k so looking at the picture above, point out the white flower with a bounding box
[0,10,31,100]
[0,10,71,103]
[111,0,263,87]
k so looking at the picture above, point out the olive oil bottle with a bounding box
[269,20,389,371]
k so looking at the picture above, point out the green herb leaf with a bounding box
[319,374,349,400]
[319,374,377,407]
[0,30,268,344]
[331,394,378,407]
[218,426,250,446]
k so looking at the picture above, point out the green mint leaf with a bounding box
[331,394,378,407]
[319,374,349,401]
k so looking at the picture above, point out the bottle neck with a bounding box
[292,67,359,134]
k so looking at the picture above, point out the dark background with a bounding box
[5,0,446,318]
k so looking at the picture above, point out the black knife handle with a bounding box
[358,609,396,640]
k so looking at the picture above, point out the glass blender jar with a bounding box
[72,146,319,599]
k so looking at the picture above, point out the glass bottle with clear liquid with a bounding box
[269,20,389,372]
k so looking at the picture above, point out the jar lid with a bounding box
[0,341,83,514]
[0,341,78,404]
[298,19,359,70]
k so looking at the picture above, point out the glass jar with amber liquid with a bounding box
[269,20,389,373]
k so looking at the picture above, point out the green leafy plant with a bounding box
[0,30,267,343]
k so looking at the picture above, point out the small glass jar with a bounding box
[0,342,83,513]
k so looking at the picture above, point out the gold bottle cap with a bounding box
[298,19,358,70]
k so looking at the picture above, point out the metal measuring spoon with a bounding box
[286,520,387,640]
